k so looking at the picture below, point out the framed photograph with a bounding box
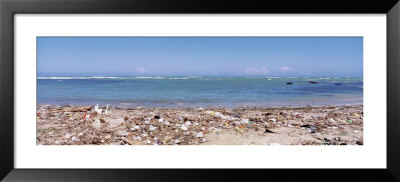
[1,0,399,181]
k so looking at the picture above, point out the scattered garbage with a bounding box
[352,113,360,118]
[326,118,336,124]
[195,132,204,138]
[323,138,331,145]
[310,126,316,133]
[181,124,188,131]
[149,125,157,131]
[36,104,363,145]
[130,125,140,131]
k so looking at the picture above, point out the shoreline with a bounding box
[36,104,363,145]
[36,101,363,109]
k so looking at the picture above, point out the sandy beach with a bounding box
[36,104,363,145]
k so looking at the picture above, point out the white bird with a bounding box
[105,104,109,115]
[94,104,102,115]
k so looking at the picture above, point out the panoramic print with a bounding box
[36,37,363,145]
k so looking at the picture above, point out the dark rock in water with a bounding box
[308,81,318,84]
[62,103,71,107]
[154,115,161,119]
[356,141,363,145]
[286,82,293,85]
[335,83,343,86]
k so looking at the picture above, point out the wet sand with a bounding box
[36,105,363,145]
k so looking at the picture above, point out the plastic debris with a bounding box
[36,104,363,145]
[310,126,316,133]
[241,119,249,124]
[326,118,336,124]
[105,135,111,139]
[181,124,188,131]
[149,125,157,131]
[130,125,140,131]
[195,132,204,138]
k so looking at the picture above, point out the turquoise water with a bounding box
[37,76,363,108]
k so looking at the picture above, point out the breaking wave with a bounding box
[38,76,119,79]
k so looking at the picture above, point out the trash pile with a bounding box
[36,104,363,145]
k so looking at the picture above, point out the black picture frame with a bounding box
[1,0,399,181]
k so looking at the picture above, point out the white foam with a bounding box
[37,76,119,79]
[90,76,118,79]
[37,77,89,79]
[169,77,190,80]
[135,76,166,79]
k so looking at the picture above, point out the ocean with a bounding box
[37,76,363,108]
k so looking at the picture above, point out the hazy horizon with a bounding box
[37,37,363,77]
[37,75,363,78]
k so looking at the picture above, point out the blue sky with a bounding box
[37,37,363,77]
